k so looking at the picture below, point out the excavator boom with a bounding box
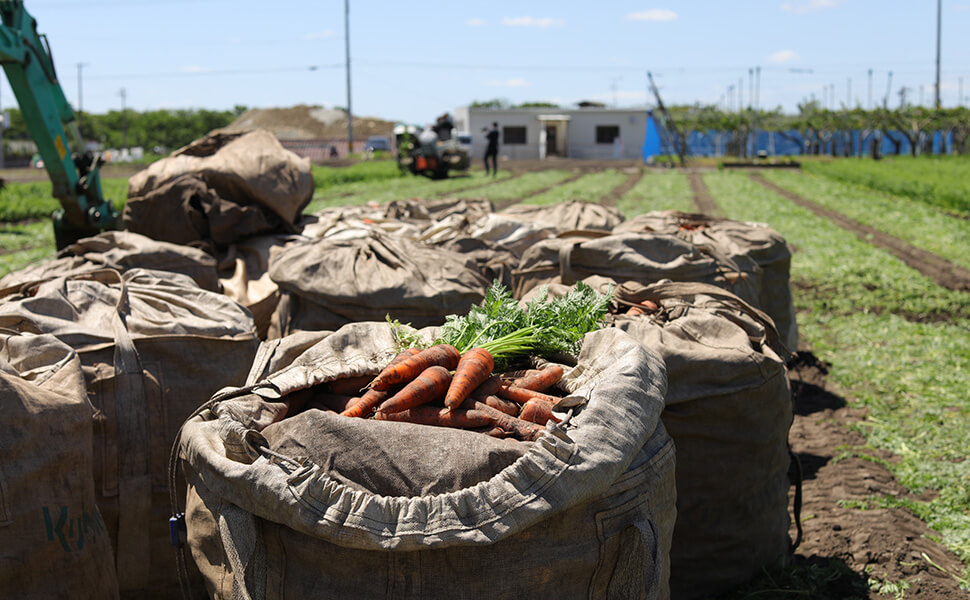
[0,0,117,248]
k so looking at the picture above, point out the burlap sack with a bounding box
[267,232,489,337]
[501,199,625,231]
[0,269,259,598]
[0,231,220,293]
[127,129,312,228]
[465,212,557,257]
[177,322,676,600]
[614,211,797,352]
[511,231,762,308]
[0,331,119,599]
[608,280,793,599]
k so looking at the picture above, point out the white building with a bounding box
[452,105,647,161]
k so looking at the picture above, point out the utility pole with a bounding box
[847,78,852,107]
[344,0,353,155]
[884,71,893,109]
[755,66,761,110]
[935,0,942,109]
[119,88,127,151]
[76,63,86,133]
[868,68,873,109]
[748,68,753,110]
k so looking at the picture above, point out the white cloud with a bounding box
[501,16,565,28]
[487,78,531,88]
[467,17,487,26]
[781,0,839,14]
[303,30,337,40]
[768,50,800,64]
[624,9,678,22]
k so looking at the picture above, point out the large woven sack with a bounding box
[267,231,489,337]
[512,231,762,307]
[0,269,259,598]
[178,322,677,600]
[127,129,312,228]
[501,199,625,231]
[608,280,793,599]
[465,212,557,256]
[0,231,220,292]
[0,331,119,599]
[614,211,797,353]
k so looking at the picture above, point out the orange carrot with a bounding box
[511,365,564,392]
[459,392,519,416]
[497,384,563,407]
[518,398,561,426]
[468,375,502,401]
[375,402,545,441]
[329,374,374,396]
[444,347,494,409]
[369,344,460,391]
[374,405,494,428]
[627,305,646,316]
[340,348,419,418]
[376,366,452,414]
[640,299,659,311]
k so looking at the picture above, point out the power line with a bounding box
[85,65,340,80]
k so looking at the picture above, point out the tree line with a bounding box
[2,106,246,156]
[666,102,970,158]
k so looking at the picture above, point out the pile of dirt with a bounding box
[222,104,397,140]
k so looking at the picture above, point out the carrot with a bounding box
[640,299,659,311]
[445,347,495,409]
[518,398,561,426]
[459,392,519,416]
[468,375,502,401]
[340,348,419,418]
[374,405,494,428]
[497,384,563,407]
[329,374,375,396]
[511,365,564,392]
[369,344,460,391]
[627,305,646,316]
[376,366,452,414]
[375,402,545,441]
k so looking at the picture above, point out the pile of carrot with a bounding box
[317,344,567,442]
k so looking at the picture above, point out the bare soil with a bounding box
[687,170,723,217]
[775,350,969,599]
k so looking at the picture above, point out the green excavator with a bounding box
[0,0,117,249]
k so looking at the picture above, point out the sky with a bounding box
[7,0,970,127]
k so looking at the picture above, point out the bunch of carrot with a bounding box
[324,344,567,441]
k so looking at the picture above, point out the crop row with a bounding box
[705,170,970,568]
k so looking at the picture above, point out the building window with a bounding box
[503,126,527,145]
[596,125,620,144]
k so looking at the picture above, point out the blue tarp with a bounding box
[642,112,663,162]
[642,121,957,159]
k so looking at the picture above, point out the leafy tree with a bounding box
[470,99,510,109]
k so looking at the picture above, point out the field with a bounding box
[2,157,969,598]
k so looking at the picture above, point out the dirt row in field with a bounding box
[675,171,969,598]
[750,172,970,293]
[600,168,644,207]
[777,352,968,598]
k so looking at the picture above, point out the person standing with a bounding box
[484,122,499,176]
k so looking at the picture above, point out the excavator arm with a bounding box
[0,0,117,248]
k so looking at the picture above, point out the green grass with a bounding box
[311,160,402,190]
[762,169,970,271]
[804,156,970,216]
[705,170,970,572]
[613,170,694,217]
[305,169,514,213]
[0,177,129,222]
[523,169,627,205]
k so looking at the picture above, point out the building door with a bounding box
[545,125,558,156]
